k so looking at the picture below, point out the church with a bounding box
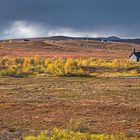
[129,48,140,61]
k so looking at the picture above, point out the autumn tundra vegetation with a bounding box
[24,128,139,140]
[0,56,140,77]
[0,54,140,139]
[0,56,140,140]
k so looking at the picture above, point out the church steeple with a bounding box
[133,48,136,52]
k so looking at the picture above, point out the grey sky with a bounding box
[0,0,140,39]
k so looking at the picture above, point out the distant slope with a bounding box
[98,36,121,41]
[117,38,140,44]
[1,35,140,44]
[47,36,140,44]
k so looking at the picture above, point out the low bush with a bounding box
[0,56,139,77]
[24,128,139,140]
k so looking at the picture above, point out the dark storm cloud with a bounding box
[0,0,140,39]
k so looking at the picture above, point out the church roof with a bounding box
[129,51,140,58]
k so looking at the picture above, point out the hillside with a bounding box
[0,37,140,59]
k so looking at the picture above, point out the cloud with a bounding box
[0,20,136,40]
[1,0,140,39]
[47,28,101,38]
[1,20,111,39]
[2,21,46,39]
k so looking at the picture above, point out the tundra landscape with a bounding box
[1,0,140,139]
[0,38,140,140]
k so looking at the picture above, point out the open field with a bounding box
[0,77,140,138]
[0,39,140,139]
[0,39,140,59]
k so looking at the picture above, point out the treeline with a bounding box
[0,56,140,77]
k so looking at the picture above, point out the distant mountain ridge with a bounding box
[47,36,140,44]
[99,36,121,41]
[2,35,140,44]
[47,36,121,41]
